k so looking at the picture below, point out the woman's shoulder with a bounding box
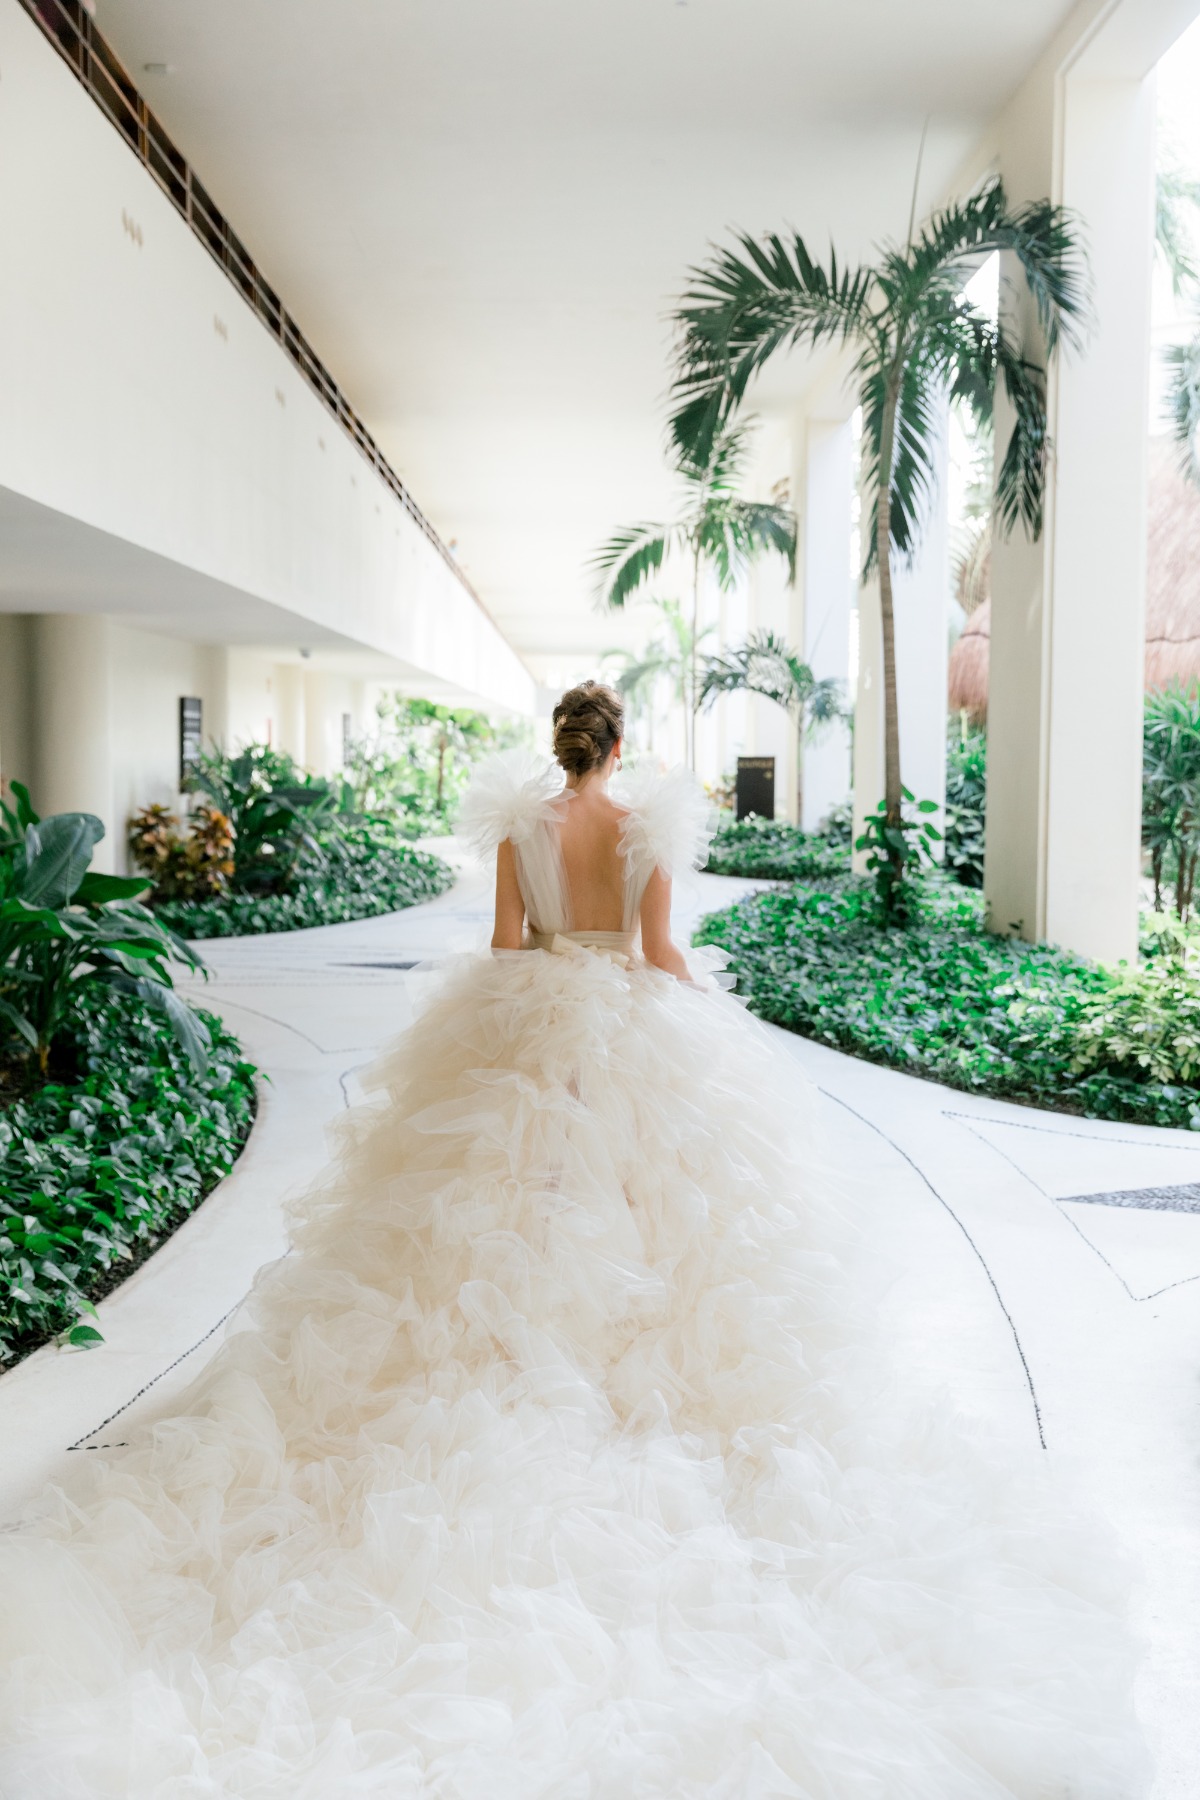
[614,763,715,878]
[458,748,566,855]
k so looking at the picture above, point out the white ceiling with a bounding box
[97,0,1078,682]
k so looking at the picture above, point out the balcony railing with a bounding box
[18,0,491,622]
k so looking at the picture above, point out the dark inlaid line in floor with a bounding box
[1063,1183,1200,1215]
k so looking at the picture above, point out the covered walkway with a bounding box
[1,855,1197,1794]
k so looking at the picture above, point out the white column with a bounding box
[272,663,306,765]
[851,399,950,859]
[986,53,1155,962]
[29,613,115,871]
[0,614,33,805]
[746,551,796,819]
[197,645,231,753]
[796,416,855,830]
[304,670,356,778]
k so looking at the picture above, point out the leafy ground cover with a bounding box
[152,823,454,939]
[1,987,257,1365]
[704,816,849,882]
[695,876,1200,1129]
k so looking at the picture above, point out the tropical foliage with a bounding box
[591,425,796,768]
[669,175,1089,907]
[694,879,1200,1130]
[1142,682,1200,920]
[853,791,942,921]
[128,802,235,901]
[944,728,988,888]
[2,784,208,1081]
[183,745,340,893]
[1166,332,1200,487]
[130,740,456,938]
[344,696,529,835]
[700,630,844,818]
[1,986,255,1364]
[154,819,453,940]
[703,815,848,882]
[604,597,714,763]
[1158,151,1200,485]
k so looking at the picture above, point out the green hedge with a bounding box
[695,877,1200,1129]
[704,816,849,882]
[153,827,454,940]
[0,988,257,1364]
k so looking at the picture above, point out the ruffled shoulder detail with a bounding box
[458,749,566,857]
[615,764,715,879]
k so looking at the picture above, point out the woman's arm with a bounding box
[638,865,691,980]
[491,838,526,950]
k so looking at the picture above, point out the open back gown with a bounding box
[0,753,1145,1798]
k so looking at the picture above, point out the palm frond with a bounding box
[670,232,875,465]
[589,521,680,609]
[677,420,754,493]
[1157,162,1200,297]
[697,498,797,591]
[700,631,843,737]
[992,325,1050,538]
[859,351,943,570]
[1165,331,1200,487]
[903,177,1091,356]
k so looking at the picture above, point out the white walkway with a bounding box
[1,850,1198,1795]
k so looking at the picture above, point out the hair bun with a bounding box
[551,680,624,778]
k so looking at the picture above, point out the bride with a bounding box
[0,680,1144,1797]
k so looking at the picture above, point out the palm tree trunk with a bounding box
[876,375,903,853]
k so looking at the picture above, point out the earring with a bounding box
[615,756,622,771]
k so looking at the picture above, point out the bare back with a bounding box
[555,788,628,933]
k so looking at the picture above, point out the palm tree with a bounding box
[700,631,844,819]
[603,598,715,764]
[669,175,1089,889]
[591,425,796,768]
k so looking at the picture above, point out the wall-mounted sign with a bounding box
[179,696,203,785]
[736,755,775,821]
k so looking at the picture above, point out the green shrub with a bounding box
[345,696,533,836]
[154,822,453,939]
[944,729,987,889]
[0,987,257,1364]
[187,744,339,893]
[1142,682,1200,918]
[694,877,1200,1129]
[2,784,208,1080]
[704,816,849,881]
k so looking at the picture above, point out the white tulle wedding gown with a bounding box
[0,754,1145,1798]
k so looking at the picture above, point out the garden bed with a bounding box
[0,988,257,1365]
[695,876,1200,1130]
[152,831,454,940]
[704,816,849,882]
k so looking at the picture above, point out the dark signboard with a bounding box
[179,696,203,785]
[736,755,775,821]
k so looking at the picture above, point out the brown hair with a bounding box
[551,680,624,778]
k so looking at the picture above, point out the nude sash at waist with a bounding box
[529,929,635,965]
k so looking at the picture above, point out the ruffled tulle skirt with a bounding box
[0,945,1146,1797]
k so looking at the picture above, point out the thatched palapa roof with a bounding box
[947,438,1200,721]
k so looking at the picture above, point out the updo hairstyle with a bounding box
[551,680,624,779]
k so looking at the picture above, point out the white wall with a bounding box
[0,2,532,718]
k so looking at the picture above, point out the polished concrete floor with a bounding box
[1,848,1197,1795]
